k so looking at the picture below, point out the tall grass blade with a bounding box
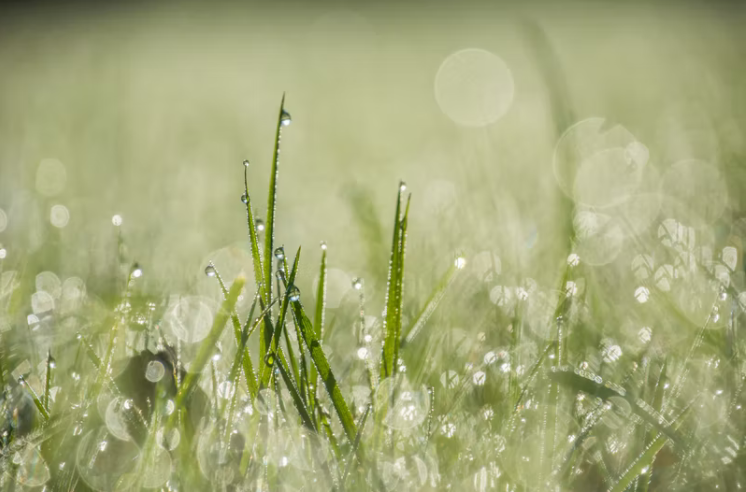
[381,184,409,379]
[263,93,287,307]
[309,245,328,416]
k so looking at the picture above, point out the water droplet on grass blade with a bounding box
[205,264,216,277]
[255,219,265,232]
[455,257,466,269]
[131,264,143,279]
[274,247,285,260]
[243,159,250,168]
[112,215,123,227]
[280,110,292,126]
[288,285,301,302]
[320,241,327,250]
[399,181,407,192]
[352,278,363,290]
[241,192,248,204]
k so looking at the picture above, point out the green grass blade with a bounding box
[211,266,259,399]
[268,349,316,432]
[609,405,691,492]
[44,350,54,412]
[172,276,245,422]
[242,169,266,302]
[548,367,686,446]
[403,261,459,345]
[309,245,328,417]
[18,375,49,421]
[290,300,358,446]
[259,246,300,388]
[263,93,287,309]
[381,184,409,379]
[342,404,371,484]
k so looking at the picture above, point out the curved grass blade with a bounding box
[548,367,686,446]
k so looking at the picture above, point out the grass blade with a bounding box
[290,300,358,446]
[268,349,316,432]
[342,404,372,483]
[548,367,686,446]
[403,260,459,345]
[210,265,259,399]
[381,184,410,379]
[243,168,266,303]
[609,405,691,492]
[263,93,287,308]
[171,276,245,422]
[309,244,328,416]
[43,350,54,412]
[259,246,300,388]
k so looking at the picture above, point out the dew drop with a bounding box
[288,285,301,302]
[280,110,292,126]
[255,219,265,232]
[123,399,133,410]
[131,264,143,279]
[357,347,369,360]
[204,264,216,277]
[399,181,407,192]
[243,159,250,168]
[320,241,327,250]
[274,247,285,260]
[276,270,286,282]
[241,192,248,205]
[567,253,580,267]
[352,278,363,290]
[145,360,166,383]
[112,215,123,227]
[454,257,467,269]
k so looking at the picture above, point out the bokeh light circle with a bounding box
[50,204,70,228]
[434,48,514,127]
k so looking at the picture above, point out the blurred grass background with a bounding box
[1,0,745,297]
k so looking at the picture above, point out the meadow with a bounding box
[1,2,746,491]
